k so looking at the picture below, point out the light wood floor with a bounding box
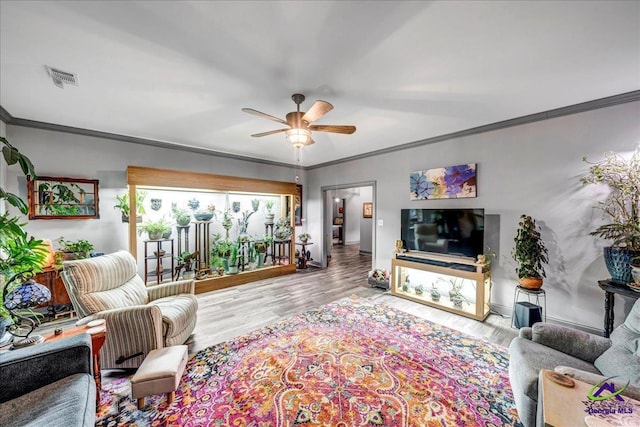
[39,244,518,379]
[187,244,517,354]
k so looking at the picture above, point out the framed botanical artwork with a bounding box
[410,163,477,200]
[363,202,373,218]
[27,176,100,220]
[294,184,303,226]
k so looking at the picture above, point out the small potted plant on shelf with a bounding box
[114,190,146,223]
[512,214,549,290]
[581,149,640,284]
[430,283,441,302]
[254,239,267,268]
[228,244,239,274]
[448,279,468,309]
[274,216,292,240]
[264,199,275,224]
[176,251,197,279]
[138,219,170,241]
[171,202,191,226]
[194,204,217,222]
[298,232,311,243]
[402,276,410,292]
[415,284,424,295]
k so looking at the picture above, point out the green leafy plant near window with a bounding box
[580,149,640,250]
[0,137,47,320]
[1,137,36,215]
[138,218,172,240]
[114,190,147,221]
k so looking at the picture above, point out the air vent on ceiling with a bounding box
[45,66,78,88]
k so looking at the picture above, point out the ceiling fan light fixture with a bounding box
[286,128,311,148]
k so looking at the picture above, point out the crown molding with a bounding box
[307,90,640,169]
[2,90,638,170]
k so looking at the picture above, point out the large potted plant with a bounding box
[512,214,549,289]
[0,137,48,344]
[581,149,640,283]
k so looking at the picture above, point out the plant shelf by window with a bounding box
[126,166,297,294]
[27,176,99,220]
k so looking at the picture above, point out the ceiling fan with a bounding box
[242,94,356,148]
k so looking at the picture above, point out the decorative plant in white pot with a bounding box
[581,149,640,283]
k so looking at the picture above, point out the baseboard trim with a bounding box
[490,303,602,336]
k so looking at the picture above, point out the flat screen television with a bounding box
[400,208,484,260]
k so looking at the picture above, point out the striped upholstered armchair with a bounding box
[61,250,198,369]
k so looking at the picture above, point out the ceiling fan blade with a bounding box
[309,125,356,134]
[301,100,333,123]
[250,128,289,137]
[241,108,288,125]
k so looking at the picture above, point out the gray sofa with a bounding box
[509,298,640,427]
[0,334,96,427]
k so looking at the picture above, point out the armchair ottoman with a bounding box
[509,298,640,427]
[0,334,96,427]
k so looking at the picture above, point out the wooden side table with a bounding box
[295,242,313,269]
[598,280,640,337]
[43,322,106,407]
[33,267,74,320]
[274,239,291,265]
[540,369,640,426]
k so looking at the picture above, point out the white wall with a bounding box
[306,101,640,331]
[359,186,373,254]
[5,101,640,331]
[4,126,301,272]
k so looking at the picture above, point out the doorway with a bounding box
[321,181,376,269]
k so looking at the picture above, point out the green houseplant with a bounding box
[55,237,94,259]
[114,190,147,223]
[171,202,191,226]
[0,137,48,341]
[264,199,275,224]
[581,149,640,283]
[138,218,171,240]
[228,244,239,274]
[512,214,549,289]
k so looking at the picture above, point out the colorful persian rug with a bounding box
[97,297,523,426]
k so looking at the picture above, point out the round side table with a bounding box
[511,285,546,328]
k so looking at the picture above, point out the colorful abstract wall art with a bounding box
[410,163,477,200]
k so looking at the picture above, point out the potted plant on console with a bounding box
[55,237,94,264]
[581,149,640,284]
[512,214,549,290]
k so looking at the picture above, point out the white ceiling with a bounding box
[1,1,639,167]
